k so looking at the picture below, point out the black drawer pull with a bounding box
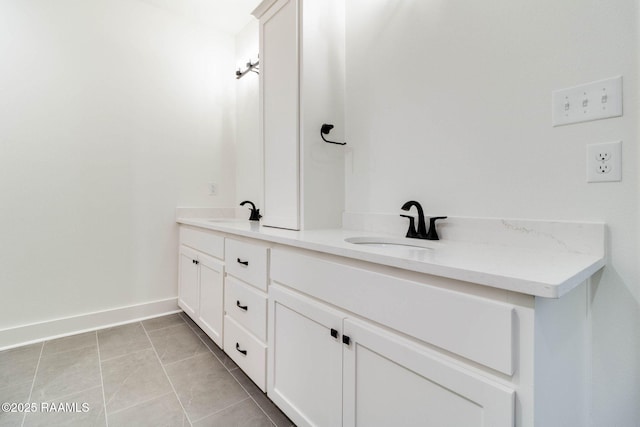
[330,328,338,339]
[236,300,248,311]
[342,335,351,346]
[235,343,247,355]
[236,258,249,266]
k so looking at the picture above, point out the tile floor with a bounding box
[0,313,294,427]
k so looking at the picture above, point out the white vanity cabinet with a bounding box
[269,267,515,427]
[266,246,591,427]
[176,219,597,427]
[178,227,225,347]
[252,0,346,230]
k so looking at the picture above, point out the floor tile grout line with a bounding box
[190,330,278,425]
[180,315,231,369]
[98,345,156,364]
[20,384,104,409]
[174,316,274,424]
[232,378,278,427]
[148,314,222,369]
[179,314,207,339]
[189,396,252,424]
[178,312,280,426]
[145,322,191,336]
[13,340,102,405]
[178,314,242,372]
[103,359,170,412]
[150,312,284,426]
[179,314,203,337]
[160,348,214,369]
[106,391,175,418]
[141,321,194,427]
[40,343,98,358]
[144,322,212,367]
[142,316,187,334]
[181,320,229,368]
[20,342,44,427]
[95,331,110,427]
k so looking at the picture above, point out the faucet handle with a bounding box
[426,217,447,240]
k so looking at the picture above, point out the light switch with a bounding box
[552,76,622,126]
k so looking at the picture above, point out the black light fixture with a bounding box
[235,58,260,79]
[320,124,346,145]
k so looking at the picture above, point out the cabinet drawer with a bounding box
[180,227,224,259]
[225,276,267,342]
[224,315,267,392]
[225,239,268,291]
[271,248,515,375]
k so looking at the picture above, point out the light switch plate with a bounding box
[552,76,622,126]
[587,141,622,183]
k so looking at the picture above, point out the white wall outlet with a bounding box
[552,76,622,126]
[208,182,217,195]
[587,141,622,183]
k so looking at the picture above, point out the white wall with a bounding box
[235,20,262,209]
[345,0,639,425]
[0,0,236,339]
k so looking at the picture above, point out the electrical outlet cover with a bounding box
[587,141,622,183]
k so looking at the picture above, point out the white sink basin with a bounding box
[344,236,436,251]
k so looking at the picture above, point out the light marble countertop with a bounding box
[176,216,605,298]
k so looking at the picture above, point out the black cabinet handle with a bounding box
[330,328,338,339]
[235,343,247,355]
[236,258,249,266]
[194,260,199,265]
[192,259,195,264]
[342,335,351,346]
[236,300,248,311]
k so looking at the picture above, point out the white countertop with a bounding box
[176,217,605,298]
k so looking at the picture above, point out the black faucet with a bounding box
[400,201,427,239]
[240,200,262,221]
[400,200,447,240]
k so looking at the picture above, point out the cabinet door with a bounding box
[178,246,199,318]
[268,284,343,427]
[343,318,515,427]
[197,254,224,348]
[260,0,300,230]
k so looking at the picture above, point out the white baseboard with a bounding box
[0,298,180,351]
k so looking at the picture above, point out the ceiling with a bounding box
[138,0,261,34]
